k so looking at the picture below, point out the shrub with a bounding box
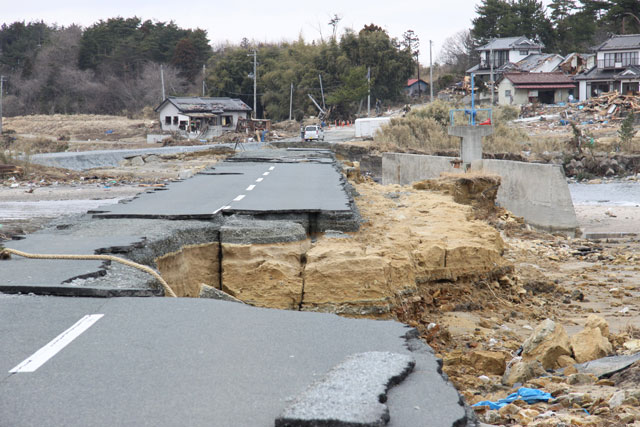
[409,100,456,125]
[483,121,529,153]
[374,116,457,153]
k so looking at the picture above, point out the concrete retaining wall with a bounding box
[382,153,458,185]
[381,152,578,232]
[472,159,578,232]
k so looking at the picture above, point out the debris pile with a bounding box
[580,91,640,117]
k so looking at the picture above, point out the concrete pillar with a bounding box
[448,125,494,166]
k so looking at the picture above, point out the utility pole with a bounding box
[367,67,371,117]
[202,64,206,96]
[289,83,293,121]
[318,74,325,110]
[160,65,166,100]
[429,40,434,102]
[247,50,257,119]
[490,49,494,105]
[0,75,4,134]
[417,53,421,98]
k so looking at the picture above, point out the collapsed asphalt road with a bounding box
[1,148,475,426]
[0,149,358,296]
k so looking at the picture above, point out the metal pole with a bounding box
[417,55,421,98]
[367,67,371,117]
[490,49,494,105]
[429,40,434,102]
[289,83,293,121]
[319,74,325,110]
[202,64,206,96]
[160,65,166,100]
[0,76,4,134]
[471,73,475,125]
[253,50,257,119]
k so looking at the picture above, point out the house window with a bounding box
[604,52,639,68]
[165,116,171,125]
[505,90,512,97]
[173,116,179,125]
[604,53,615,68]
[221,116,233,127]
[519,50,528,55]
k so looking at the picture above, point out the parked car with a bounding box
[303,125,324,141]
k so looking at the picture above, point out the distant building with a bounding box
[467,36,544,82]
[513,53,564,73]
[498,72,576,105]
[575,34,640,101]
[405,78,430,97]
[558,53,596,76]
[155,96,252,139]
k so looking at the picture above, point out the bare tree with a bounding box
[438,30,477,74]
[328,14,342,40]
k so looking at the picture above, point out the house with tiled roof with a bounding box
[466,36,544,82]
[497,72,576,105]
[575,34,640,100]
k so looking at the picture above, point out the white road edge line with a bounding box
[213,206,223,214]
[269,166,275,171]
[263,172,270,176]
[10,314,104,373]
[246,185,256,191]
[233,195,245,202]
[256,178,264,182]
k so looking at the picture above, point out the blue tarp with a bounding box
[472,387,552,410]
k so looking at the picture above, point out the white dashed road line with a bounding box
[246,185,255,191]
[269,166,275,171]
[10,314,104,373]
[233,195,245,202]
[256,178,263,183]
[263,172,270,176]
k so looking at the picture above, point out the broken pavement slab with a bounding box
[276,352,415,427]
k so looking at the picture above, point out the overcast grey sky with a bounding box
[6,1,492,62]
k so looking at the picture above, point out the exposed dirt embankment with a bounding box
[156,243,220,297]
[156,174,509,317]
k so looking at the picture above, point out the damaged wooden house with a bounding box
[155,96,252,139]
[575,34,640,101]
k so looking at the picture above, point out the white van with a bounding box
[303,125,324,141]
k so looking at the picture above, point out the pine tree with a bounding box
[618,112,635,151]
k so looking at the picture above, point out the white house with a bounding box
[498,72,576,105]
[467,36,544,82]
[155,96,252,139]
[575,34,640,101]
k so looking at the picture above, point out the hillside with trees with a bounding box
[0,19,414,121]
[3,1,640,120]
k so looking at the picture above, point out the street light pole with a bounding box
[247,51,257,119]
[429,40,434,102]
